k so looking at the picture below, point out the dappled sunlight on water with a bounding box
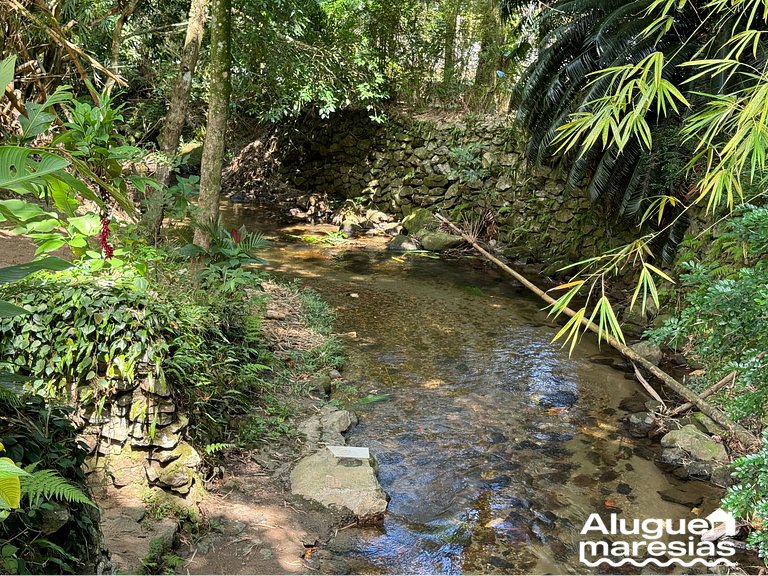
[222,206,725,575]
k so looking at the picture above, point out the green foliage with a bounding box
[648,205,768,425]
[141,536,180,575]
[0,258,72,321]
[722,432,768,564]
[289,230,349,245]
[231,0,388,120]
[179,221,269,270]
[0,62,142,259]
[0,395,97,574]
[0,251,343,452]
[0,265,160,399]
[449,143,489,183]
[19,470,94,508]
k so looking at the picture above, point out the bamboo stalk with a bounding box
[435,213,759,449]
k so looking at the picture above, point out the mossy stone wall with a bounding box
[275,110,633,264]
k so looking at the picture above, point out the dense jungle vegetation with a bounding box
[1,0,768,572]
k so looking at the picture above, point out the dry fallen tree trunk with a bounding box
[435,213,759,449]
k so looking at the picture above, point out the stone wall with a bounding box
[80,362,203,505]
[271,110,632,265]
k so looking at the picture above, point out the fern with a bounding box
[204,442,235,455]
[21,470,95,507]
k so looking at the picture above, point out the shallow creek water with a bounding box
[224,206,722,574]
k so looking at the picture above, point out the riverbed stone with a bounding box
[387,235,420,251]
[628,412,656,437]
[38,502,70,534]
[658,487,704,507]
[401,208,437,235]
[630,341,662,366]
[691,412,727,436]
[321,409,358,434]
[660,425,729,464]
[290,447,388,521]
[419,231,464,252]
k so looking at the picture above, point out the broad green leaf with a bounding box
[0,147,70,193]
[0,55,16,94]
[0,301,30,317]
[0,457,28,479]
[0,199,57,223]
[178,243,206,258]
[0,475,21,509]
[19,85,73,141]
[36,238,67,255]
[67,214,101,236]
[0,257,71,284]
[49,178,79,217]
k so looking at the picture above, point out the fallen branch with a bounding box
[668,370,738,417]
[631,363,666,410]
[435,213,759,449]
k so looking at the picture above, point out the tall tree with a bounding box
[193,0,230,249]
[104,0,141,95]
[442,0,459,87]
[148,0,208,242]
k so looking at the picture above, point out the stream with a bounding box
[224,205,722,574]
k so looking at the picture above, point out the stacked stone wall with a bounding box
[269,110,633,264]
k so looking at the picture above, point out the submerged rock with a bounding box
[628,412,656,437]
[387,234,420,251]
[658,487,703,507]
[290,447,389,522]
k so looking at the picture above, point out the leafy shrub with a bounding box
[648,205,768,427]
[0,257,339,448]
[0,395,98,574]
[0,265,169,401]
[449,143,489,183]
[722,432,768,563]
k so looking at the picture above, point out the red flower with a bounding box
[99,217,114,259]
[231,228,241,244]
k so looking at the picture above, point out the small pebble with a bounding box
[617,483,632,495]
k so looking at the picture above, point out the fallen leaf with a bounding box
[485,518,505,528]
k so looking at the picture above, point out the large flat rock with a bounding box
[661,424,729,463]
[290,447,388,521]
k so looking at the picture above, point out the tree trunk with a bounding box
[147,0,208,242]
[473,0,501,109]
[442,4,458,87]
[192,0,230,250]
[105,0,140,95]
[474,9,498,87]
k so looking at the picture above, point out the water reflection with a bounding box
[221,206,724,574]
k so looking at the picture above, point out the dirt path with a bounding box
[180,455,347,575]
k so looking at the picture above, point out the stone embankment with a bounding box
[224,110,635,266]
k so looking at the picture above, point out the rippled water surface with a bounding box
[225,206,722,574]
